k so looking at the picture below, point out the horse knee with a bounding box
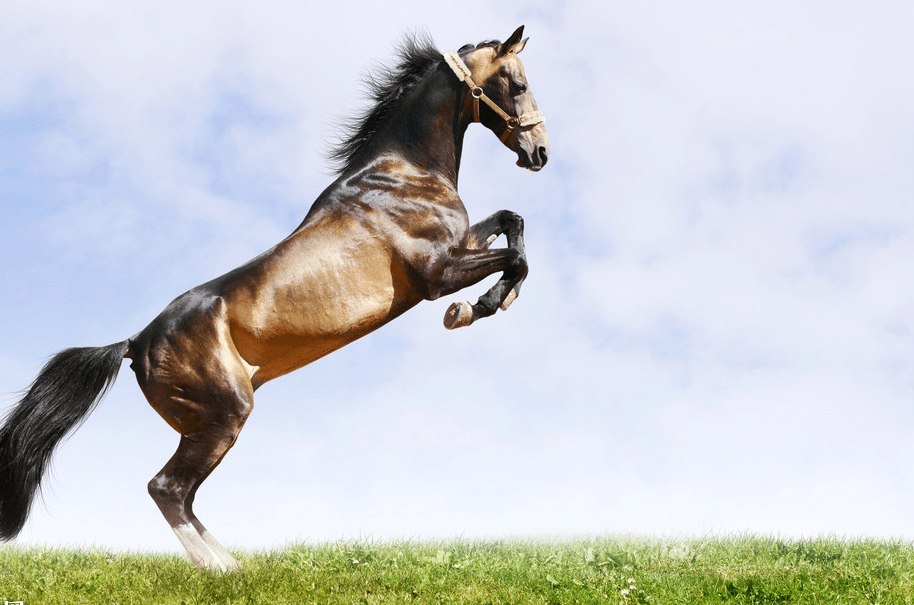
[507,247,528,280]
[505,210,524,233]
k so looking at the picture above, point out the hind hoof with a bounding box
[444,301,473,329]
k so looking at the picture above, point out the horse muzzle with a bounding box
[515,125,550,171]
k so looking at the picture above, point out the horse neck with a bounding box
[369,66,470,187]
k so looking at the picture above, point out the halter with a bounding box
[444,50,546,143]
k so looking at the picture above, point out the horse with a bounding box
[0,25,549,571]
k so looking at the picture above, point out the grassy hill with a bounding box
[2,535,913,604]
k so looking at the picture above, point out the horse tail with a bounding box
[0,340,129,541]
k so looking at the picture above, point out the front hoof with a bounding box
[444,301,473,329]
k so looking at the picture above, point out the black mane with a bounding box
[328,33,501,175]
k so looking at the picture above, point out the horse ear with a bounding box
[499,25,528,56]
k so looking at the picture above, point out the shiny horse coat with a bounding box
[0,26,549,571]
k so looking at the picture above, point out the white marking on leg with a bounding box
[197,525,241,570]
[172,522,226,572]
[500,288,517,311]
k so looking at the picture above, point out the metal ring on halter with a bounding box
[444,50,546,140]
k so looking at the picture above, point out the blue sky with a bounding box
[2,1,913,552]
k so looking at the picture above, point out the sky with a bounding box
[1,1,913,553]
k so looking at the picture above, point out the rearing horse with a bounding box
[0,26,549,571]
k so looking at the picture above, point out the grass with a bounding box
[2,535,914,604]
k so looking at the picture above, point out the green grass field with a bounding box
[2,535,913,604]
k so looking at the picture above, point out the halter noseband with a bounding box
[444,50,545,143]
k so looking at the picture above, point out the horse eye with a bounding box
[513,82,527,95]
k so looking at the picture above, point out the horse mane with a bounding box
[328,33,502,175]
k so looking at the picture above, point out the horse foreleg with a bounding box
[440,210,527,329]
[468,210,527,309]
[437,246,527,329]
[466,210,525,252]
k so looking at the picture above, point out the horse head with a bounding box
[450,26,550,171]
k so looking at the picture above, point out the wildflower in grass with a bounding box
[621,578,651,604]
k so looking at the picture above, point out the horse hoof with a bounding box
[500,288,517,311]
[444,301,473,329]
[225,559,244,572]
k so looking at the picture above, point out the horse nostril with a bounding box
[538,146,549,166]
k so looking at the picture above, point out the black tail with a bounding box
[0,340,129,541]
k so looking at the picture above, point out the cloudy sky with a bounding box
[2,1,913,553]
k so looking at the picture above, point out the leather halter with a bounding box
[444,50,546,143]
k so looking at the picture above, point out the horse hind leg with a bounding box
[147,400,251,572]
[184,451,241,568]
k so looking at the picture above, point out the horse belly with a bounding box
[225,240,418,383]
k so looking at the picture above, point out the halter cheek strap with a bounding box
[444,50,546,143]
